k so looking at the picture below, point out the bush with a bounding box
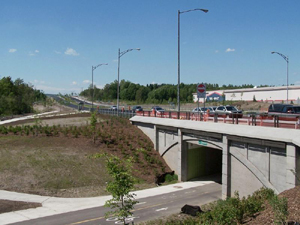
[269,195,288,224]
[165,174,178,182]
[198,188,276,225]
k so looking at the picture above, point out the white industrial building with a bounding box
[193,85,300,104]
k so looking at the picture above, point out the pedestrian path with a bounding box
[0,180,214,225]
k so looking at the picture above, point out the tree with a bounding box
[100,153,138,224]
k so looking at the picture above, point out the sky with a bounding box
[0,0,299,94]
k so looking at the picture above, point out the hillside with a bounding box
[0,113,171,198]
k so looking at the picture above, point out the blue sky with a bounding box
[1,0,299,94]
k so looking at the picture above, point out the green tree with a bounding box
[101,154,137,224]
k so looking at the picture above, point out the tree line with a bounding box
[0,76,46,116]
[80,80,261,104]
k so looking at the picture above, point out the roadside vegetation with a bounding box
[80,79,271,104]
[0,113,171,198]
[139,186,300,225]
[0,77,46,117]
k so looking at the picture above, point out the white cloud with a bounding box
[54,50,61,54]
[83,80,91,84]
[33,80,45,84]
[226,48,235,52]
[35,50,39,53]
[71,81,77,85]
[215,50,219,53]
[34,84,81,94]
[9,49,17,53]
[65,48,79,56]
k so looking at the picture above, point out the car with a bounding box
[215,105,243,118]
[110,105,118,110]
[151,106,165,113]
[132,105,143,112]
[192,107,208,113]
[268,104,300,114]
[208,106,217,112]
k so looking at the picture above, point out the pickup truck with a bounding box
[268,104,300,114]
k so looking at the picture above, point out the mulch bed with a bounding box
[0,200,41,214]
[246,185,300,224]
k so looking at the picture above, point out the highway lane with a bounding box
[11,182,221,225]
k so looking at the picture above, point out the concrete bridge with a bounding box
[130,116,300,199]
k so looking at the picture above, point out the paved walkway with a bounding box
[0,180,214,225]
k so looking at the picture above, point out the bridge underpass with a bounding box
[185,143,222,182]
[130,116,300,199]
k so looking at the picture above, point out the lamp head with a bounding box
[136,48,141,51]
[271,52,275,54]
[201,9,209,13]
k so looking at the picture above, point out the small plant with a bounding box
[90,112,97,143]
[269,195,288,224]
[93,153,138,225]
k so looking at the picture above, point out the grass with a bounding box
[0,113,170,198]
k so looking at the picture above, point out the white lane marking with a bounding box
[156,207,168,211]
[136,201,146,205]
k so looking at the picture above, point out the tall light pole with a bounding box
[92,63,108,111]
[117,48,140,116]
[271,51,289,103]
[178,8,208,112]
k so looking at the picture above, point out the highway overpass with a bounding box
[130,116,300,199]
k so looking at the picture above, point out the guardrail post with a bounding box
[214,113,218,123]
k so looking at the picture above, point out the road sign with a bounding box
[198,140,208,146]
[197,83,206,98]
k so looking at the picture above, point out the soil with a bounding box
[245,186,300,224]
[0,200,41,214]
[0,106,171,214]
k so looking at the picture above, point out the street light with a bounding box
[271,51,289,103]
[117,48,141,116]
[92,63,108,111]
[178,8,208,112]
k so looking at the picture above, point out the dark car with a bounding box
[268,104,300,114]
[132,105,143,112]
[151,106,165,113]
[215,105,243,118]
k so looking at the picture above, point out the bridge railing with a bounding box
[135,111,300,129]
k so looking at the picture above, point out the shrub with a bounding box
[269,195,288,224]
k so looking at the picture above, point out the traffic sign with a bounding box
[197,83,206,98]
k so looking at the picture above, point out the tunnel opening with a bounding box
[186,142,222,183]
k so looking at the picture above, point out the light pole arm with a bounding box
[179,8,209,14]
[271,52,288,63]
[119,48,141,58]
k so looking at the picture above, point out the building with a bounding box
[193,85,300,104]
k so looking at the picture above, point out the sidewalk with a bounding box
[0,180,214,225]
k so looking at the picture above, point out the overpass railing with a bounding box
[135,111,300,129]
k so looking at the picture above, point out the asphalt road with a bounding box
[11,182,221,225]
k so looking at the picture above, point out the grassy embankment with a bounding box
[0,113,170,198]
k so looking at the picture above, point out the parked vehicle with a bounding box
[208,106,217,112]
[132,105,143,112]
[151,106,165,113]
[215,105,243,118]
[268,104,300,114]
[192,107,208,113]
[111,105,118,110]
